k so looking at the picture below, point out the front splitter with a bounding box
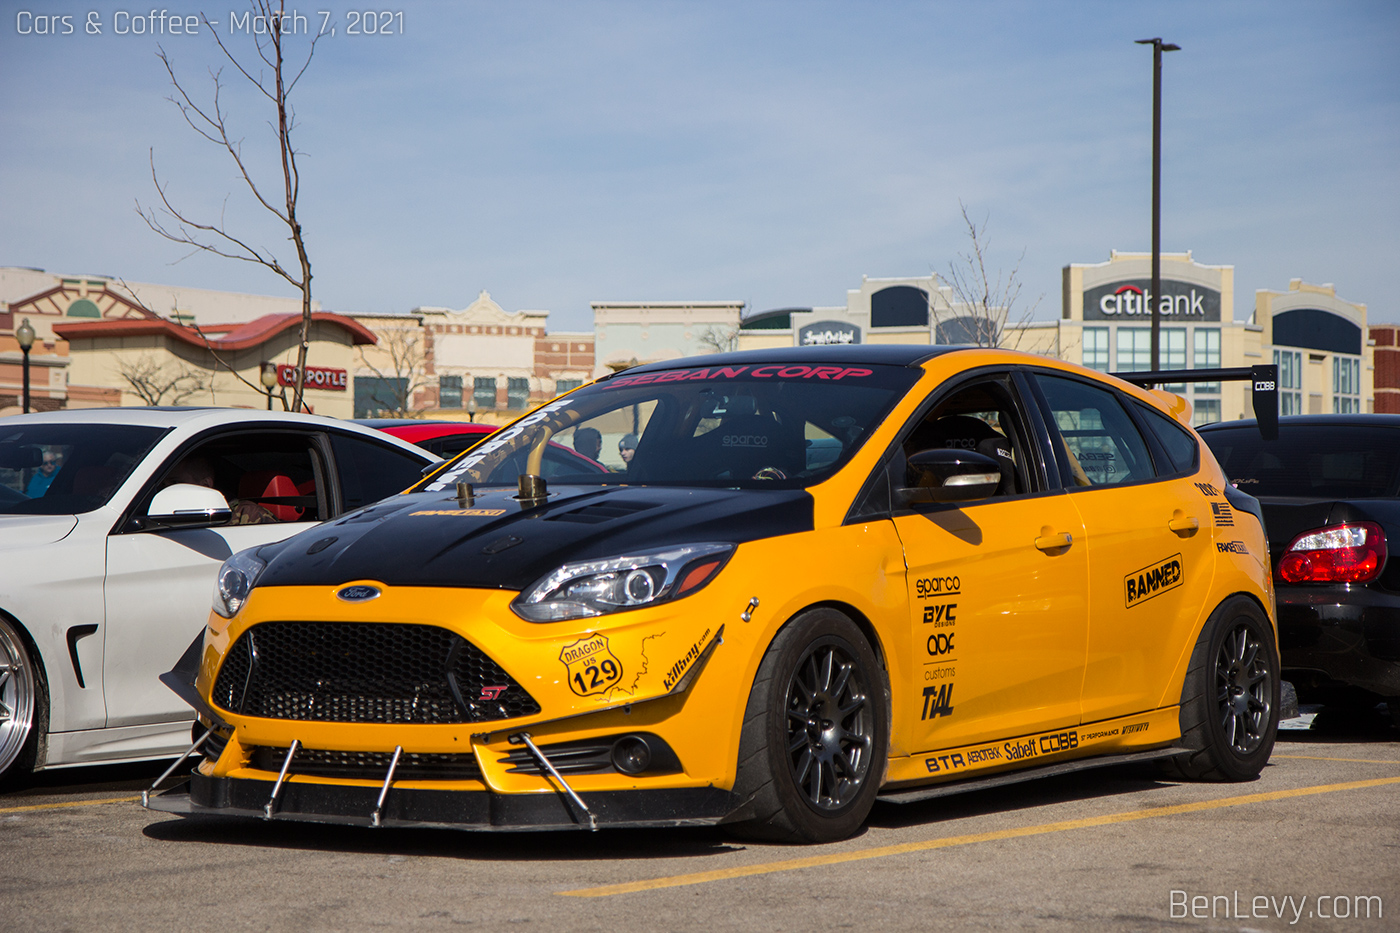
[144,771,740,832]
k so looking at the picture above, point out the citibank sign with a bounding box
[1083,279,1220,323]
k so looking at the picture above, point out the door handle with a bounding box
[1168,515,1200,535]
[1034,532,1073,552]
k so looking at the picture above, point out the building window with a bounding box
[1163,328,1186,392]
[1333,356,1361,413]
[507,377,530,410]
[555,378,584,396]
[1274,349,1302,415]
[354,376,408,418]
[473,377,497,411]
[1193,398,1221,427]
[1193,328,1221,395]
[1083,327,1109,371]
[439,375,463,409]
[1116,328,1152,372]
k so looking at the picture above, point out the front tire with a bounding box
[729,608,888,843]
[1162,596,1278,782]
[0,617,46,789]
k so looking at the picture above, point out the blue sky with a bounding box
[2,1,1396,331]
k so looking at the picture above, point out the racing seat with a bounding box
[237,471,304,522]
[909,415,1017,495]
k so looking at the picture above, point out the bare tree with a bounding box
[137,1,323,411]
[117,355,212,406]
[355,326,429,417]
[696,324,739,354]
[934,202,1042,350]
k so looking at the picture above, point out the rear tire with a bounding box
[0,617,46,790]
[1161,596,1278,782]
[728,608,888,843]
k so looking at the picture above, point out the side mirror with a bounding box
[421,459,447,477]
[147,483,233,527]
[897,449,1001,506]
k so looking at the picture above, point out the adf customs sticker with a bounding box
[560,634,624,697]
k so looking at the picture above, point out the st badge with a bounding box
[559,633,623,697]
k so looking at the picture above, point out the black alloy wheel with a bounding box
[1162,596,1279,782]
[1216,621,1271,756]
[785,640,875,811]
[729,608,888,843]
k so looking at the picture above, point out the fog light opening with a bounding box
[611,735,652,775]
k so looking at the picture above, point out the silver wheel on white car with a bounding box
[0,618,41,784]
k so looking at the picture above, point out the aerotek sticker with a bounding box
[662,627,712,691]
[1210,501,1234,527]
[921,682,954,720]
[1124,554,1183,608]
[560,634,623,697]
[1216,540,1249,555]
[410,509,508,517]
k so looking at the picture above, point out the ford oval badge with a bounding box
[337,585,381,602]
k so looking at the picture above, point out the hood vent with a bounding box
[545,500,659,525]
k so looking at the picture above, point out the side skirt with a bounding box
[877,747,1188,806]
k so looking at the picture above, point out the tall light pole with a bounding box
[15,318,36,414]
[1136,37,1180,372]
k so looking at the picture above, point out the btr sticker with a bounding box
[921,682,955,720]
[560,634,623,697]
[1124,553,1183,608]
[924,751,966,773]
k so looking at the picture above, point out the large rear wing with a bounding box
[1110,364,1279,440]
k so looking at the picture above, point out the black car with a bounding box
[1199,415,1400,723]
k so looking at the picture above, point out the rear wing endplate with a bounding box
[1110,364,1278,440]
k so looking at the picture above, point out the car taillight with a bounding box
[1278,522,1387,584]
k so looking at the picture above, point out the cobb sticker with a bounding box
[559,634,624,697]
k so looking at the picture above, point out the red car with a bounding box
[357,420,610,476]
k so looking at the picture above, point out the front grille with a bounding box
[211,621,541,724]
[248,745,483,781]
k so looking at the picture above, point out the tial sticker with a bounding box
[560,634,624,697]
[1124,554,1183,608]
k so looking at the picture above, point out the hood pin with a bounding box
[740,597,759,622]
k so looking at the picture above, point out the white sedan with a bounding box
[0,408,437,785]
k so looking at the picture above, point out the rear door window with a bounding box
[1033,374,1155,488]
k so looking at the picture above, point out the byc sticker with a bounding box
[559,634,624,697]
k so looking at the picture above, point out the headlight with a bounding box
[213,547,268,619]
[511,543,733,622]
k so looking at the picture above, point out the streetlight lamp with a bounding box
[1136,37,1180,372]
[15,318,36,414]
[260,361,279,410]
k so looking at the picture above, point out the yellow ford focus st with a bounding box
[148,346,1279,842]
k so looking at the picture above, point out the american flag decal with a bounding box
[1211,501,1234,527]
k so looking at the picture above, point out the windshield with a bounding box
[1202,424,1400,499]
[0,423,169,515]
[422,362,920,491]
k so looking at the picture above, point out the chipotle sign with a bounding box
[276,364,348,391]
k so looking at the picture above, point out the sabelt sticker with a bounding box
[1124,553,1183,608]
[559,634,624,697]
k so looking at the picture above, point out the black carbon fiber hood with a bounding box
[255,484,814,591]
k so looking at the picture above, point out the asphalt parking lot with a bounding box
[2,710,1397,933]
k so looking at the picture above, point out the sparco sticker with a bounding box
[559,634,624,697]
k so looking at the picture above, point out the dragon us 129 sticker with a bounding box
[559,633,623,697]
